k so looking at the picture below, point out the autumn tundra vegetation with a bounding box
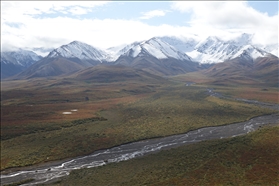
[1,65,278,185]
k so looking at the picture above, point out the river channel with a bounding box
[1,88,278,185]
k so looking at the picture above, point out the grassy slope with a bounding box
[203,56,279,87]
[46,125,279,186]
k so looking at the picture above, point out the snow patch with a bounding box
[63,112,72,115]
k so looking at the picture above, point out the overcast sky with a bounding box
[1,1,278,53]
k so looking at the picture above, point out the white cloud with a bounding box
[68,7,91,15]
[171,1,278,46]
[140,10,168,20]
[1,16,196,52]
[1,1,111,51]
[1,1,278,53]
[0,1,194,52]
[1,1,109,19]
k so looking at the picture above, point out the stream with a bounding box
[1,88,278,186]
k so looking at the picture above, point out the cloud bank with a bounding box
[171,1,278,45]
[1,1,278,53]
[140,10,168,19]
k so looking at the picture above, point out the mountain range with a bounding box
[1,33,278,82]
[159,34,276,63]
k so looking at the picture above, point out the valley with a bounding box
[1,34,279,185]
[1,64,278,185]
[1,76,278,185]
[2,1,279,185]
[45,125,279,186]
[2,71,274,169]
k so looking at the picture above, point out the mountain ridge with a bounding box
[2,33,278,79]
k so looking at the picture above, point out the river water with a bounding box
[1,89,278,186]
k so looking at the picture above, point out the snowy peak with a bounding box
[232,45,269,61]
[122,37,192,61]
[185,36,240,63]
[195,36,223,54]
[160,34,272,64]
[14,49,42,62]
[47,41,109,62]
[1,49,42,66]
[1,49,43,79]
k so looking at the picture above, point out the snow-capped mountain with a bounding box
[120,37,192,61]
[47,41,110,62]
[4,33,278,79]
[160,34,274,64]
[188,37,269,63]
[1,49,42,78]
[14,41,120,79]
[1,49,42,66]
[231,45,269,61]
[114,37,202,76]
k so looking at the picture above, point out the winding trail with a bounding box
[1,88,278,186]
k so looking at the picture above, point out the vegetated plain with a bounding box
[171,69,279,104]
[1,65,275,172]
[44,125,279,186]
